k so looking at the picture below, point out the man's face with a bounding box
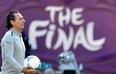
[12,13,25,31]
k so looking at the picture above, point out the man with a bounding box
[0,10,37,74]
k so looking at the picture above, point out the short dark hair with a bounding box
[6,10,20,30]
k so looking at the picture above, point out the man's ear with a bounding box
[10,20,15,26]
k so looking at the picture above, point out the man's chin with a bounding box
[20,27,24,30]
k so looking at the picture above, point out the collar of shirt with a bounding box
[10,28,22,37]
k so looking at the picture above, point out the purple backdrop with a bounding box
[0,0,116,73]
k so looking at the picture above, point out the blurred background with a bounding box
[0,0,116,74]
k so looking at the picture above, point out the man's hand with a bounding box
[22,66,37,74]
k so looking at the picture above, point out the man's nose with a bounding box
[23,19,26,22]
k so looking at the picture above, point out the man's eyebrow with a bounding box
[19,17,24,19]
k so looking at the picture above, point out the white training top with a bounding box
[1,28,25,74]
